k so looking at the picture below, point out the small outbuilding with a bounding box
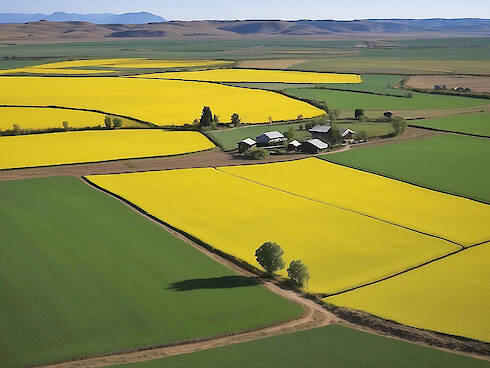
[256,131,286,146]
[339,128,356,141]
[302,138,329,154]
[288,140,302,151]
[383,111,393,119]
[237,138,256,153]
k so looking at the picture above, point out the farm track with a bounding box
[0,126,435,181]
[37,178,338,368]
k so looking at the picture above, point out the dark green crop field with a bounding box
[113,325,490,368]
[410,112,490,137]
[0,177,301,368]
[320,134,490,203]
[284,88,490,112]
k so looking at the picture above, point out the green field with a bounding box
[284,88,489,112]
[410,112,490,137]
[205,121,394,151]
[113,325,489,368]
[0,177,301,368]
[320,134,490,203]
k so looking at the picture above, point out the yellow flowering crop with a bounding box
[327,243,490,342]
[135,68,361,83]
[87,168,457,295]
[0,130,214,169]
[0,77,323,125]
[0,107,145,131]
[0,67,115,75]
[25,58,136,69]
[220,158,490,246]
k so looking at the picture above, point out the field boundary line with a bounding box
[324,240,489,299]
[214,167,467,248]
[407,124,490,139]
[0,334,18,365]
[317,156,490,205]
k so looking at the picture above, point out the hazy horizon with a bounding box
[1,0,489,21]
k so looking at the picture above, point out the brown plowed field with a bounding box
[407,75,490,93]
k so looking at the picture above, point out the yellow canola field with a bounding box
[220,158,490,246]
[0,107,144,130]
[87,168,458,295]
[23,58,135,69]
[135,68,361,83]
[0,77,324,125]
[0,67,115,75]
[0,130,214,169]
[327,243,490,342]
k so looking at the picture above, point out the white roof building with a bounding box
[239,138,256,146]
[305,138,329,150]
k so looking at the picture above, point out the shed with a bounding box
[302,138,329,154]
[256,131,286,146]
[237,138,256,153]
[383,111,393,119]
[288,140,302,151]
[339,128,356,140]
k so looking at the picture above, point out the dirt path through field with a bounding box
[38,178,338,368]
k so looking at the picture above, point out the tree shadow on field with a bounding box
[167,276,260,292]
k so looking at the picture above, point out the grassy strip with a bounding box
[0,177,301,368]
[320,134,490,203]
[112,325,489,368]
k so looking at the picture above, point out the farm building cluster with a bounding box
[237,124,356,154]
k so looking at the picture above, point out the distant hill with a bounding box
[0,18,488,40]
[0,12,165,24]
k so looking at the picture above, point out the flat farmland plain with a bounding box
[87,168,458,295]
[220,158,490,246]
[136,69,361,83]
[328,244,490,342]
[0,77,324,125]
[321,135,490,203]
[0,177,301,368]
[409,112,490,137]
[284,88,489,111]
[112,325,489,368]
[0,130,214,170]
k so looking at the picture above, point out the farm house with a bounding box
[302,138,329,153]
[237,138,256,152]
[339,128,356,141]
[256,131,287,146]
[288,140,302,151]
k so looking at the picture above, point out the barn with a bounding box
[256,131,286,146]
[308,124,331,139]
[237,138,256,153]
[302,138,329,154]
[339,128,356,141]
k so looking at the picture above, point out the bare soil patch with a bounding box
[407,75,490,94]
[237,59,308,69]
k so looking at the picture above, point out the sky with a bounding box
[0,0,489,20]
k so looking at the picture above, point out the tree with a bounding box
[231,113,241,127]
[62,121,69,131]
[287,260,310,288]
[213,114,220,124]
[283,127,294,141]
[243,147,269,160]
[328,127,342,145]
[255,242,285,275]
[104,116,112,129]
[354,130,367,141]
[391,116,407,136]
[199,106,213,127]
[354,108,365,120]
[112,118,122,128]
